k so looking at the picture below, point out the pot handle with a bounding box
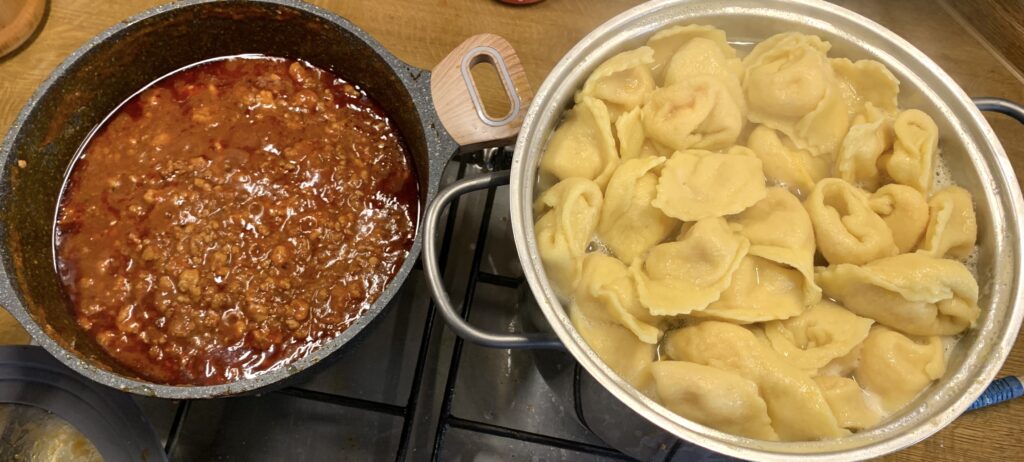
[974,97,1024,124]
[431,34,533,152]
[423,171,564,350]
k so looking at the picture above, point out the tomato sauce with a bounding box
[55,56,418,385]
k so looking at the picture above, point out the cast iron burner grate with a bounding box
[141,148,707,462]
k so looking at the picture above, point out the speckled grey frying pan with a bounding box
[0,0,532,399]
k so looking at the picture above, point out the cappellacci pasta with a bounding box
[535,26,980,441]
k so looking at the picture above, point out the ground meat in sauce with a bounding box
[55,57,419,386]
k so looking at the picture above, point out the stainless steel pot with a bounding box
[422,0,1024,459]
[0,0,531,398]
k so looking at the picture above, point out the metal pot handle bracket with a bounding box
[423,170,563,349]
[974,97,1024,124]
[423,34,561,349]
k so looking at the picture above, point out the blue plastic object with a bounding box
[968,376,1024,411]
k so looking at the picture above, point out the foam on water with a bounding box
[932,150,956,190]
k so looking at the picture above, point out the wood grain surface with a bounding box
[945,0,1024,79]
[0,0,46,58]
[0,1,1022,461]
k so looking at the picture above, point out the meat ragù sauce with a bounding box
[55,56,419,385]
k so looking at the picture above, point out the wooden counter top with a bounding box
[1,1,1021,461]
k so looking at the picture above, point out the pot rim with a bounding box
[0,0,446,399]
[510,0,1024,459]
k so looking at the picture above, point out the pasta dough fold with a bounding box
[835,103,893,191]
[697,188,821,322]
[854,326,946,413]
[663,322,849,440]
[534,178,603,298]
[831,58,900,114]
[631,218,749,316]
[642,76,744,151]
[615,108,674,161]
[645,24,734,83]
[883,109,939,194]
[570,304,656,396]
[815,376,881,430]
[597,157,679,263]
[742,32,849,157]
[816,252,980,336]
[746,125,830,198]
[696,255,806,323]
[651,149,766,221]
[540,97,619,188]
[869,184,929,253]
[804,178,898,265]
[763,301,874,374]
[572,253,662,344]
[918,186,977,259]
[731,187,819,295]
[663,37,744,113]
[577,47,657,121]
[650,361,779,440]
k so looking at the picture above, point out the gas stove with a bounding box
[130,149,732,461]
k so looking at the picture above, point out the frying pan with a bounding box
[0,0,532,398]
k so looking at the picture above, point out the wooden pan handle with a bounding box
[430,33,533,152]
